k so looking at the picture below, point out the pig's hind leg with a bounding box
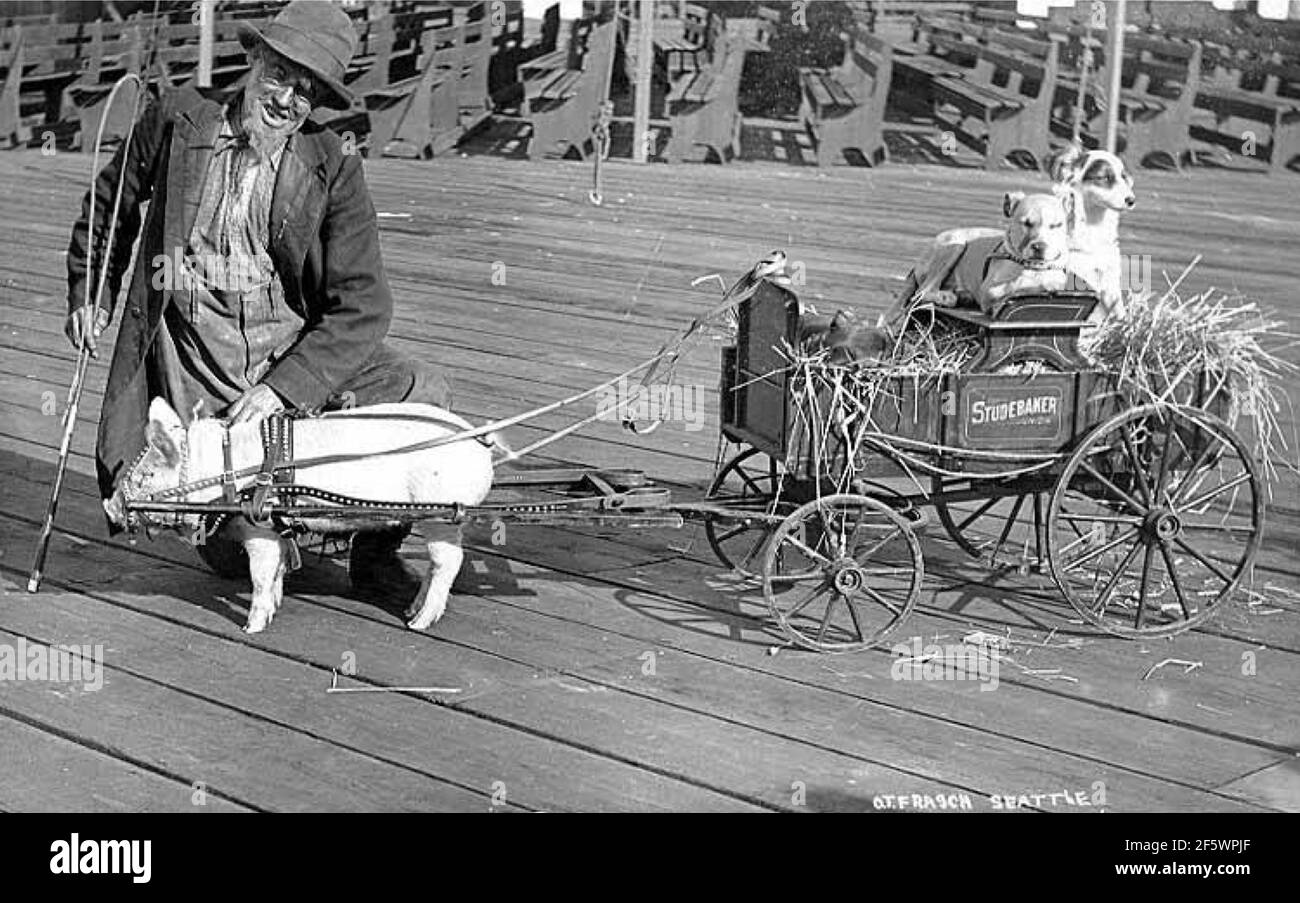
[243,533,288,633]
[406,524,465,631]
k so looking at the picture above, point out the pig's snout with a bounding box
[103,491,127,526]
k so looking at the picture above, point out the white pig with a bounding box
[105,397,495,634]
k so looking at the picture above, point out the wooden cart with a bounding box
[703,277,1263,652]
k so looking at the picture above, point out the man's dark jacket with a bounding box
[68,85,394,501]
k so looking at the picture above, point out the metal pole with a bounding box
[1104,0,1126,154]
[632,0,654,163]
[198,0,214,88]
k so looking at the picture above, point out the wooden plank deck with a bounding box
[0,146,1297,812]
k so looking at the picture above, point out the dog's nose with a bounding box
[1125,196,1136,209]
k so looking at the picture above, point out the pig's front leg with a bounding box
[243,532,288,634]
[406,524,465,631]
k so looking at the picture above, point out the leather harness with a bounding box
[205,411,298,534]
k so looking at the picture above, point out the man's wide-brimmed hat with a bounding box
[237,0,358,110]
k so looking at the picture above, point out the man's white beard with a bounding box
[241,95,301,163]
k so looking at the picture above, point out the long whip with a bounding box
[28,1,175,592]
[27,71,147,592]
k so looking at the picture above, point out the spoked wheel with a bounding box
[931,474,1055,570]
[704,448,795,578]
[761,493,924,653]
[1047,404,1263,639]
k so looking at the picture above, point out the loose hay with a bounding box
[1083,272,1298,485]
[780,271,1295,493]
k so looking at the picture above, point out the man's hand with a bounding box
[65,306,111,358]
[226,384,286,427]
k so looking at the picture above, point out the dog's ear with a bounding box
[1046,143,1085,184]
[1059,189,1077,227]
[1003,191,1026,218]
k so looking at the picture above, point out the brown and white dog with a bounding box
[880,145,1136,333]
[1047,145,1136,316]
[879,191,1080,335]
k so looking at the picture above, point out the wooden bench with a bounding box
[745,5,781,53]
[490,0,544,108]
[665,24,747,163]
[892,15,982,86]
[454,3,493,132]
[1196,55,1300,174]
[61,16,148,150]
[151,14,260,100]
[0,27,26,148]
[0,18,139,148]
[344,8,443,99]
[1158,25,1300,68]
[1055,33,1202,169]
[364,19,467,159]
[658,3,719,79]
[0,10,57,29]
[315,9,442,145]
[522,15,592,84]
[970,7,1032,30]
[524,17,616,159]
[798,24,892,167]
[855,1,972,33]
[929,30,1059,170]
[314,6,491,159]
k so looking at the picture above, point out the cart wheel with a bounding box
[761,494,923,653]
[1046,404,1263,639]
[704,448,794,578]
[195,532,249,579]
[931,474,1054,570]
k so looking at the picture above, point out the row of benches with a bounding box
[319,3,500,160]
[956,8,1300,174]
[793,9,1297,175]
[661,5,750,164]
[521,3,759,164]
[0,2,562,161]
[522,15,617,160]
[892,15,1206,171]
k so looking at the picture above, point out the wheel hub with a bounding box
[831,562,864,594]
[1142,509,1181,541]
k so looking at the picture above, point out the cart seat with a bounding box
[935,290,1101,372]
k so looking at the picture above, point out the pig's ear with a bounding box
[145,398,183,469]
[1003,192,1025,218]
[148,397,183,432]
[144,421,181,469]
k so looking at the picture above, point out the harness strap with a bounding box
[269,412,294,486]
[244,413,291,525]
[145,338,692,502]
[221,428,238,503]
